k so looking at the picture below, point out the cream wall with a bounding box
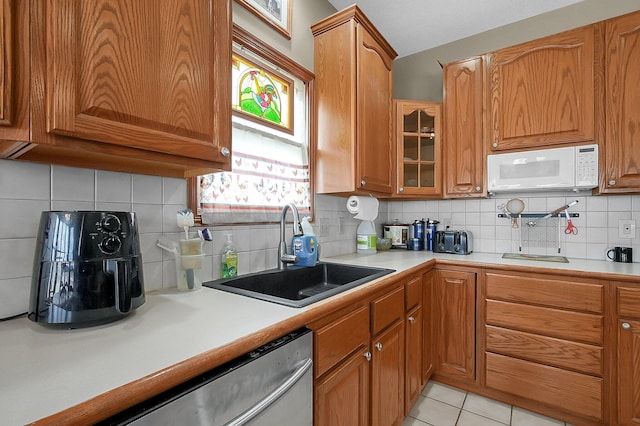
[393,0,640,102]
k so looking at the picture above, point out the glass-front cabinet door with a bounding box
[394,101,442,197]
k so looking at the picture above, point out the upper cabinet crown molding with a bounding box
[0,0,232,178]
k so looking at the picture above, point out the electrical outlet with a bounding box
[619,219,637,239]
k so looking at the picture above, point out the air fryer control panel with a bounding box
[38,211,140,260]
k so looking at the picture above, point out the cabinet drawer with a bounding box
[618,286,640,318]
[485,272,603,313]
[486,325,603,376]
[315,305,370,378]
[405,275,422,312]
[486,352,603,421]
[486,300,603,345]
[372,286,404,335]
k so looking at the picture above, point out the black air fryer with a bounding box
[29,211,145,328]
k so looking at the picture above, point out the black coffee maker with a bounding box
[29,211,145,327]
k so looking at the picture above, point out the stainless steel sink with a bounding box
[203,262,395,308]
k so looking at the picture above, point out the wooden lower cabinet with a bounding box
[371,320,405,426]
[404,274,424,414]
[310,284,406,426]
[616,285,640,425]
[483,270,605,424]
[315,344,370,426]
[422,271,434,383]
[433,268,476,383]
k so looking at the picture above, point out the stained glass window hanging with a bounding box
[232,52,293,134]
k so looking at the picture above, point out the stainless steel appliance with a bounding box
[99,328,313,426]
[433,230,473,255]
[29,211,145,328]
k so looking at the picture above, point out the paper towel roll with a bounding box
[346,195,379,220]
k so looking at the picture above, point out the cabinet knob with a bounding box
[364,351,372,361]
[609,180,616,186]
[475,186,481,192]
[492,142,498,148]
[399,187,404,192]
[221,147,231,157]
[375,342,383,351]
[360,180,366,186]
[622,322,632,330]
[408,316,415,323]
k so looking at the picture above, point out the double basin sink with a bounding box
[204,262,395,308]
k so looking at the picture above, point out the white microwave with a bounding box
[487,144,599,193]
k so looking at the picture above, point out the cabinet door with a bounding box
[356,23,394,194]
[618,319,640,425]
[489,26,596,151]
[315,345,370,426]
[603,11,640,192]
[434,269,476,382]
[422,271,434,384]
[405,305,423,415]
[395,101,442,197]
[0,0,12,126]
[443,56,485,197]
[371,320,404,426]
[43,0,231,163]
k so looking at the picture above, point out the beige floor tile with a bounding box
[403,416,431,426]
[423,381,468,408]
[457,410,509,426]
[511,406,564,426]
[409,395,461,426]
[463,393,512,424]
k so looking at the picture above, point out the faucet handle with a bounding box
[280,253,298,264]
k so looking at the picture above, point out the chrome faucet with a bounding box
[278,203,304,269]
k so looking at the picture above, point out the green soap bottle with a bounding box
[221,234,238,278]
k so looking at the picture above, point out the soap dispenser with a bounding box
[221,234,238,278]
[291,217,318,267]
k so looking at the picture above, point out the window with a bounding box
[188,25,315,224]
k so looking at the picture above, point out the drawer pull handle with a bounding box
[622,322,632,330]
[408,316,415,323]
[375,342,383,351]
[364,351,372,361]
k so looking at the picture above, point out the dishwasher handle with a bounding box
[225,358,313,426]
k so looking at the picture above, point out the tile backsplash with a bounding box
[1,158,638,319]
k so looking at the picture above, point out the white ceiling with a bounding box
[326,0,584,58]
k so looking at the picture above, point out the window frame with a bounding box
[188,23,316,225]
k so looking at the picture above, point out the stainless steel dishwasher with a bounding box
[100,328,312,426]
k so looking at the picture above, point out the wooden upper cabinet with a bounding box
[0,0,12,126]
[443,56,485,197]
[312,5,397,195]
[394,100,442,197]
[0,0,231,178]
[602,10,640,193]
[488,25,599,152]
[45,0,230,162]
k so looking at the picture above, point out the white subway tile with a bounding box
[163,177,187,205]
[608,195,632,211]
[132,174,163,204]
[142,262,163,292]
[0,277,30,319]
[0,238,36,280]
[51,165,95,201]
[0,160,50,200]
[96,170,132,202]
[0,199,49,239]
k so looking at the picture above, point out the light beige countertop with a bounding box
[1,251,638,425]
